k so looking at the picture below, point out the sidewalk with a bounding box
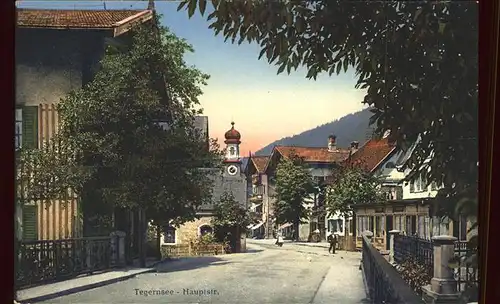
[16,258,164,303]
[311,252,370,304]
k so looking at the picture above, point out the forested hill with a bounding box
[255,108,375,156]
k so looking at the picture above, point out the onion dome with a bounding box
[224,122,241,144]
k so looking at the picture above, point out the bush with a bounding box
[397,258,433,295]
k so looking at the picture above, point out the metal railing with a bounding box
[394,235,434,278]
[362,234,424,304]
[394,236,479,297]
[16,236,118,289]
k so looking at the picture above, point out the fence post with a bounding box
[114,231,126,267]
[364,231,373,243]
[389,230,400,264]
[422,235,460,304]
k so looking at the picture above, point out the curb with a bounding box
[17,268,156,303]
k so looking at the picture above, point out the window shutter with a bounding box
[22,205,38,241]
[410,181,415,193]
[22,106,38,149]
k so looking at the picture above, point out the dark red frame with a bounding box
[1,1,498,303]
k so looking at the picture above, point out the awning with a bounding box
[252,222,264,230]
[279,223,293,229]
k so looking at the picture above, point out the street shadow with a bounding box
[245,248,263,253]
[154,256,231,273]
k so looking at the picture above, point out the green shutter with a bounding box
[22,205,38,241]
[22,106,38,149]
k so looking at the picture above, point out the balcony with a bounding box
[249,185,264,202]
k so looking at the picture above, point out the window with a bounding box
[163,226,176,244]
[199,225,213,236]
[15,109,22,150]
[394,215,405,233]
[229,146,235,155]
[405,215,416,235]
[375,216,384,237]
[22,205,38,241]
[385,162,395,169]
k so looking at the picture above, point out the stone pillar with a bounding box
[240,232,247,253]
[389,230,400,264]
[109,232,118,265]
[422,235,460,304]
[114,231,126,267]
[364,230,373,243]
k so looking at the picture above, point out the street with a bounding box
[40,241,368,304]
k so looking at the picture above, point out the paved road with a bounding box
[41,241,368,304]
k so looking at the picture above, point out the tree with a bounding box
[54,14,220,247]
[273,151,315,241]
[178,0,478,219]
[212,191,254,252]
[325,166,384,220]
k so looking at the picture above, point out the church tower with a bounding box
[223,121,242,177]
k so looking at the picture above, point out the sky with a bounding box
[18,1,367,153]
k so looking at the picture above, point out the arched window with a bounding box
[163,226,176,244]
[229,146,236,155]
[199,225,213,236]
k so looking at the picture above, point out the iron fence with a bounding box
[394,236,479,298]
[454,241,479,296]
[361,234,425,304]
[16,236,118,289]
[393,235,434,278]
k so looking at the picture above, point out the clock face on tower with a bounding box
[227,165,238,176]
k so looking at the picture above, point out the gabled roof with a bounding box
[16,9,153,36]
[251,156,270,173]
[395,137,421,169]
[275,146,350,163]
[346,138,397,173]
[263,145,350,174]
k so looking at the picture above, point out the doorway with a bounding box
[385,215,393,250]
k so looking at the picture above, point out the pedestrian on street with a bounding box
[276,231,284,247]
[327,232,337,254]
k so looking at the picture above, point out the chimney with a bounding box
[350,141,359,154]
[328,135,337,152]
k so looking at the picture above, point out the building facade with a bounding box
[160,122,248,252]
[250,135,350,241]
[352,137,471,252]
[15,8,154,241]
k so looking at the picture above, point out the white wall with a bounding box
[401,166,439,200]
[373,151,405,183]
[308,167,333,178]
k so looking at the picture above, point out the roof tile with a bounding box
[251,156,269,173]
[275,146,350,163]
[17,9,149,29]
[346,138,396,172]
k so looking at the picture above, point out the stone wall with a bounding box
[175,216,214,245]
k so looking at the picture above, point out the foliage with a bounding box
[15,139,92,205]
[273,151,315,236]
[196,233,217,245]
[397,258,433,295]
[326,165,385,219]
[179,0,478,233]
[53,14,220,229]
[212,192,252,231]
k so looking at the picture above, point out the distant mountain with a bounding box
[255,108,376,156]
